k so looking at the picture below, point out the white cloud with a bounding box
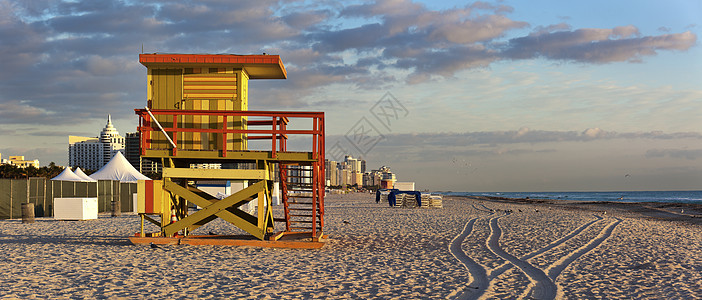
[0,100,53,124]
[1,0,697,123]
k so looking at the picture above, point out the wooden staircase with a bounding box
[281,164,324,238]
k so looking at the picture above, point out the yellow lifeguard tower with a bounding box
[131,54,325,248]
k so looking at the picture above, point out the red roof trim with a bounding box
[139,53,287,79]
[140,54,280,64]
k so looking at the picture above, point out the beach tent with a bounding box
[74,167,97,182]
[51,167,86,182]
[89,152,151,183]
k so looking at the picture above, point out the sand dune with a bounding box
[0,193,699,299]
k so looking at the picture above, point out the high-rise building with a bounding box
[354,172,363,187]
[363,172,373,187]
[344,155,361,173]
[124,132,140,169]
[340,169,350,186]
[69,115,125,170]
[125,132,161,173]
[325,159,339,186]
[324,156,368,188]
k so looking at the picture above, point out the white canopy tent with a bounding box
[74,167,97,182]
[89,152,151,183]
[51,167,87,182]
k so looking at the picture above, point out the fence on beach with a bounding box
[0,178,137,219]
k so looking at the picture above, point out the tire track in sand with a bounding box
[545,217,622,298]
[486,214,557,300]
[451,209,621,300]
[488,214,604,279]
[450,206,498,300]
[449,217,488,300]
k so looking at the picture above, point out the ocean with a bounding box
[441,190,702,204]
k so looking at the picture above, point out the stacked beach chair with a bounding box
[379,192,389,205]
[395,194,405,207]
[376,190,435,208]
[401,194,418,208]
[429,195,443,208]
[421,194,443,208]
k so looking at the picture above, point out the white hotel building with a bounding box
[69,115,125,170]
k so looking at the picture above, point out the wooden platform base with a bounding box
[129,232,326,249]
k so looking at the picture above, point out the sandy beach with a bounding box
[0,193,700,299]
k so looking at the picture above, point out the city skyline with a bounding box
[0,0,700,192]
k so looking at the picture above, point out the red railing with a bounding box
[134,109,324,159]
[134,108,325,238]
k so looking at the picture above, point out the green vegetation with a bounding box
[0,162,65,179]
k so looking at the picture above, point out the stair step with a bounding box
[287,209,322,213]
[289,227,323,230]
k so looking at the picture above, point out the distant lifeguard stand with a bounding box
[131,54,324,247]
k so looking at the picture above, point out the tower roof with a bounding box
[139,53,287,79]
[100,114,120,139]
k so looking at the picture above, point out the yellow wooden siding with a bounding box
[183,74,237,99]
[233,70,249,150]
[145,67,251,153]
[150,69,182,149]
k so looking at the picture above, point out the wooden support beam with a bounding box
[163,180,269,239]
[142,214,162,227]
[163,168,269,180]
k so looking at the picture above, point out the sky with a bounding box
[0,0,700,192]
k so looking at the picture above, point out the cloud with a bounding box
[582,127,606,139]
[503,26,696,63]
[328,128,702,155]
[0,100,54,124]
[645,149,702,160]
[282,10,331,30]
[0,0,697,126]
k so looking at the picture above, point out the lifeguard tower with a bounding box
[130,54,325,248]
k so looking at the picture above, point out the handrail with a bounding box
[143,107,177,149]
[134,108,324,158]
[136,109,322,118]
